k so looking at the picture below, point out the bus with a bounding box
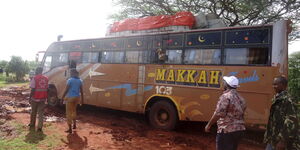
[42,20,290,130]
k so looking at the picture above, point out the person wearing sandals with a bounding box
[62,68,84,133]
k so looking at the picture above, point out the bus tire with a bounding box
[47,96,58,106]
[148,101,178,130]
[47,85,59,107]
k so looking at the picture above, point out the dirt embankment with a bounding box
[0,86,265,150]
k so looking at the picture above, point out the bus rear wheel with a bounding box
[148,101,178,130]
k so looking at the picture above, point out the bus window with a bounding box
[184,49,221,65]
[59,53,68,63]
[52,53,68,67]
[101,51,124,63]
[165,50,182,64]
[82,52,99,63]
[140,51,151,63]
[43,55,52,73]
[69,52,82,63]
[125,51,150,63]
[224,47,269,65]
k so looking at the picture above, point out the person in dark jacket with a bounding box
[264,76,299,150]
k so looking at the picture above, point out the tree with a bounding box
[111,0,300,27]
[0,60,8,73]
[26,60,38,71]
[288,51,300,102]
[6,56,30,82]
[0,60,8,69]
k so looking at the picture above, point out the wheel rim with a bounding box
[156,109,169,126]
[48,97,57,106]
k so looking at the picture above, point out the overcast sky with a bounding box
[0,0,116,61]
[0,0,299,61]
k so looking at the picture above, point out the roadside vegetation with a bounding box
[0,56,37,88]
[0,119,64,150]
[288,51,300,104]
[0,73,29,88]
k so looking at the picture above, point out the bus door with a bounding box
[91,51,124,108]
[135,65,146,110]
[120,36,153,111]
[79,52,104,106]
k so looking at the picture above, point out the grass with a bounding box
[0,121,65,150]
[0,71,65,149]
[0,73,29,88]
[0,81,29,88]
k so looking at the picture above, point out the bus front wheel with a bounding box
[47,86,59,106]
[148,101,178,130]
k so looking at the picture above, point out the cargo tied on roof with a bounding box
[106,12,227,37]
[109,12,195,33]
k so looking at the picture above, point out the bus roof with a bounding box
[53,23,273,43]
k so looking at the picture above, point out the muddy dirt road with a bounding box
[0,86,265,150]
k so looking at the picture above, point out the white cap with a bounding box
[223,76,239,88]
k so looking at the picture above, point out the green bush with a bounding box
[5,56,29,82]
[288,51,300,103]
[0,73,5,81]
[5,76,17,83]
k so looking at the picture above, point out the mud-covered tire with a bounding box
[47,96,59,106]
[47,85,59,107]
[148,101,178,130]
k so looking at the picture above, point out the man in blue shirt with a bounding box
[62,68,84,133]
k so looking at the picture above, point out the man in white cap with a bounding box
[205,76,246,150]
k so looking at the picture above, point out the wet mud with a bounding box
[0,86,265,150]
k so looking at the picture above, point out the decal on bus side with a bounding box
[155,68,222,88]
[228,70,259,84]
[107,84,153,96]
[155,86,173,95]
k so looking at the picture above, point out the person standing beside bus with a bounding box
[264,76,299,150]
[29,67,48,132]
[62,69,84,133]
[205,76,246,150]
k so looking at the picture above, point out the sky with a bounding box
[0,0,117,61]
[0,0,299,61]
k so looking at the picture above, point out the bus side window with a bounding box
[141,51,151,63]
[125,51,139,63]
[184,49,221,65]
[59,53,68,65]
[224,47,269,65]
[69,52,82,68]
[52,53,68,67]
[156,48,168,63]
[82,52,99,63]
[165,50,182,64]
[125,51,150,63]
[101,51,124,63]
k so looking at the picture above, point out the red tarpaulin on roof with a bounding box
[110,11,195,33]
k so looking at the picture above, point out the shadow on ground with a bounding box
[25,129,46,144]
